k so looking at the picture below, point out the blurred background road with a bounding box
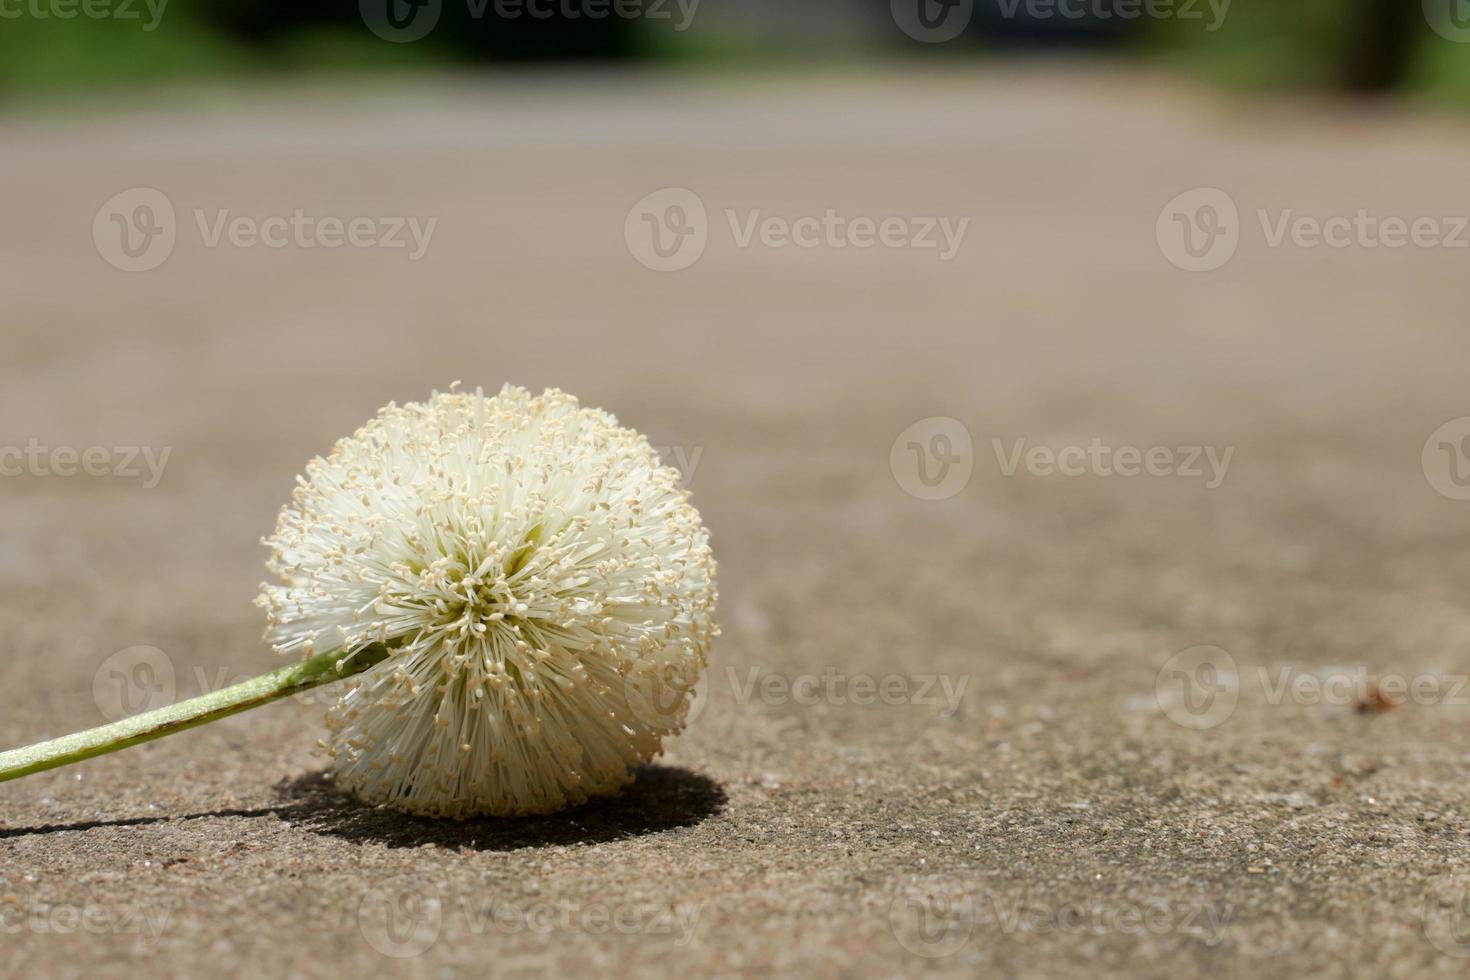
[5,4,1470,979]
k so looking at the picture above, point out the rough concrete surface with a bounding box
[3,66,1470,979]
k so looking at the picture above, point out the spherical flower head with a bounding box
[256,385,717,817]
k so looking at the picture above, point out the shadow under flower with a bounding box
[0,765,726,848]
[271,764,727,851]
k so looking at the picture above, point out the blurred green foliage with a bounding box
[1,0,1469,110]
[0,1,436,97]
[1149,0,1351,91]
[0,14,243,92]
[1154,0,1470,109]
[1415,38,1470,108]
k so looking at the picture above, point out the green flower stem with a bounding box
[0,644,392,784]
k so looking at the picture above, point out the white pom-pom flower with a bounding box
[255,385,717,818]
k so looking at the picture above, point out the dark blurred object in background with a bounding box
[1339,0,1424,93]
[201,0,638,61]
[969,0,1128,46]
